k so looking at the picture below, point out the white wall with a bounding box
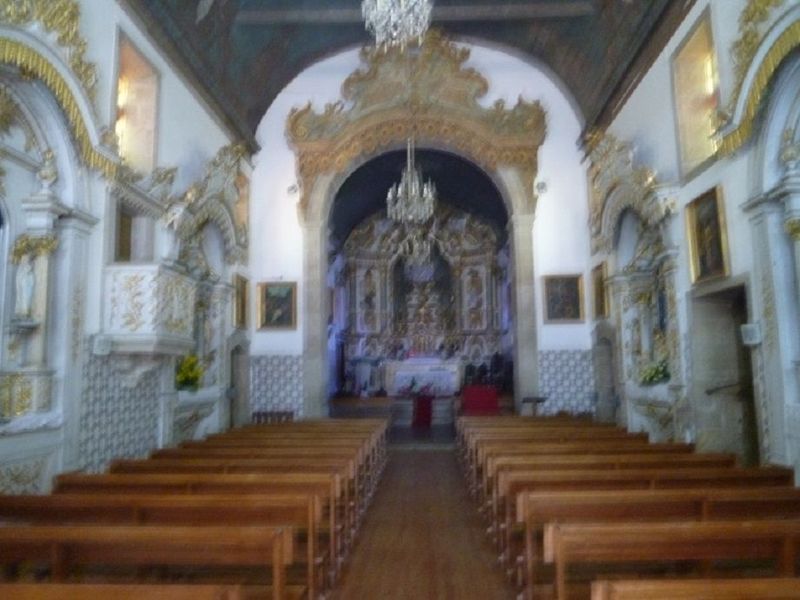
[250,41,593,355]
[75,1,238,331]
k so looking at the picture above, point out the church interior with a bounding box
[0,0,800,597]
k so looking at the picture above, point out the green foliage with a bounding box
[176,354,203,390]
[640,359,670,386]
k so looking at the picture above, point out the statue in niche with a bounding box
[14,254,35,319]
[360,268,377,331]
[465,267,484,330]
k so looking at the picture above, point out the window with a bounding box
[672,13,719,178]
[115,35,158,173]
[115,205,154,263]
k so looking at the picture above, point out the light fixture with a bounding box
[362,0,433,52]
[386,136,438,269]
[387,137,436,225]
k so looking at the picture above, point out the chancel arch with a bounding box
[285,32,554,416]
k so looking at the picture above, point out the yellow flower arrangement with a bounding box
[176,354,204,390]
[640,359,670,386]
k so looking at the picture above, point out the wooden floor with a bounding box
[332,448,514,599]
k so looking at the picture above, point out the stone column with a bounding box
[303,217,327,418]
[508,213,538,412]
[743,190,799,464]
[55,209,98,470]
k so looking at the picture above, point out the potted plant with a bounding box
[176,354,204,391]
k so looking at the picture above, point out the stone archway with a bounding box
[287,32,548,416]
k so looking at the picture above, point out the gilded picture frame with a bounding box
[257,281,297,330]
[543,275,584,323]
[592,263,608,320]
[686,187,730,284]
[233,274,248,329]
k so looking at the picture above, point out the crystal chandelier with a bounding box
[387,137,438,268]
[387,137,436,225]
[362,0,433,51]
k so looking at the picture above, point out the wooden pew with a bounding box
[495,465,795,569]
[480,452,737,506]
[146,448,360,538]
[0,583,250,599]
[53,472,343,580]
[0,525,298,600]
[544,520,800,600]
[112,454,361,544]
[591,578,800,600]
[517,487,800,598]
[0,583,248,599]
[0,493,323,599]
[470,440,695,496]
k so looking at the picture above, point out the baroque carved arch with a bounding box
[720,1,800,155]
[0,2,118,177]
[286,30,548,221]
[170,144,248,266]
[589,133,674,254]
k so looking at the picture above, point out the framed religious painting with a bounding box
[591,263,608,319]
[257,281,297,330]
[543,275,584,323]
[686,187,729,284]
[233,274,248,329]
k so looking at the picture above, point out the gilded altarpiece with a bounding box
[588,132,682,439]
[343,206,504,370]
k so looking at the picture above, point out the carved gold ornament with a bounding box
[0,0,98,101]
[0,38,116,177]
[785,218,800,240]
[721,1,799,155]
[287,30,547,219]
[0,373,33,418]
[0,457,45,494]
[11,234,58,264]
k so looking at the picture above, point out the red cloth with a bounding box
[461,385,499,415]
[412,395,433,428]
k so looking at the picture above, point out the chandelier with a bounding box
[361,0,433,51]
[387,137,436,225]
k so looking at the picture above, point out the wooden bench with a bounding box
[0,525,299,600]
[516,487,800,599]
[495,465,794,570]
[544,520,800,600]
[591,578,800,599]
[112,454,362,547]
[480,452,737,507]
[0,583,248,599]
[53,472,343,581]
[146,448,360,539]
[0,493,324,599]
[470,441,695,496]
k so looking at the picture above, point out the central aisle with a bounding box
[332,449,514,599]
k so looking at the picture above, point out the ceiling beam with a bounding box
[235,2,595,26]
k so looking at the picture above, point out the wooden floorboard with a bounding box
[332,448,514,599]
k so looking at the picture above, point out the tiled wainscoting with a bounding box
[537,350,596,415]
[79,351,161,472]
[250,355,305,418]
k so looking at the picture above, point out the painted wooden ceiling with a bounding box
[122,0,695,150]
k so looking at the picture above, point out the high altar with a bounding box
[334,205,510,396]
[383,357,463,397]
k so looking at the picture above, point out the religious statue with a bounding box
[14,254,35,318]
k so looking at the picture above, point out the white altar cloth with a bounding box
[384,358,463,397]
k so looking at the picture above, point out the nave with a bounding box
[1,414,800,599]
[331,449,513,599]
